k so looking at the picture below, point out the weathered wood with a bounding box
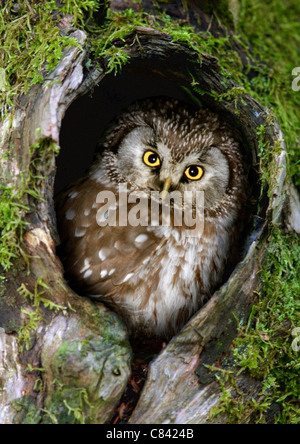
[0,30,131,424]
[130,227,267,424]
[283,183,300,234]
[0,3,299,424]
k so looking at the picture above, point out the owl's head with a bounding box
[91,97,244,211]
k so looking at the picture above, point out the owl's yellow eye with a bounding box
[185,165,204,181]
[143,151,161,168]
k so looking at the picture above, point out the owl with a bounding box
[55,97,247,339]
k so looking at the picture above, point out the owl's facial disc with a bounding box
[114,125,230,209]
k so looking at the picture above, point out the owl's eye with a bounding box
[184,165,204,181]
[143,151,161,168]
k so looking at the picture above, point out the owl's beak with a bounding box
[161,177,172,201]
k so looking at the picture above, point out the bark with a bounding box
[0,2,299,424]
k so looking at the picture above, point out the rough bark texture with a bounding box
[0,2,299,424]
[0,30,131,425]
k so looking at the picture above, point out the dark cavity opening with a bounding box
[55,65,194,195]
[54,58,264,423]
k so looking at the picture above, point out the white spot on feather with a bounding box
[80,259,90,273]
[83,269,92,279]
[66,208,75,220]
[135,234,148,244]
[114,241,121,250]
[99,249,108,261]
[68,191,79,199]
[100,269,107,279]
[123,273,134,283]
[75,228,86,237]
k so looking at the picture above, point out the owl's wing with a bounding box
[55,178,163,297]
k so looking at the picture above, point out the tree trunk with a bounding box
[0,0,299,424]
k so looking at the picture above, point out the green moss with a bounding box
[0,183,29,271]
[0,0,79,116]
[238,0,300,187]
[0,136,59,272]
[44,336,129,424]
[74,1,299,186]
[210,229,300,424]
[58,0,102,27]
[12,396,42,424]
[232,229,300,423]
[43,384,94,424]
[18,277,68,351]
[46,342,97,424]
[87,6,245,83]
[0,1,87,272]
[201,0,236,28]
[1,1,299,183]
[208,367,252,424]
